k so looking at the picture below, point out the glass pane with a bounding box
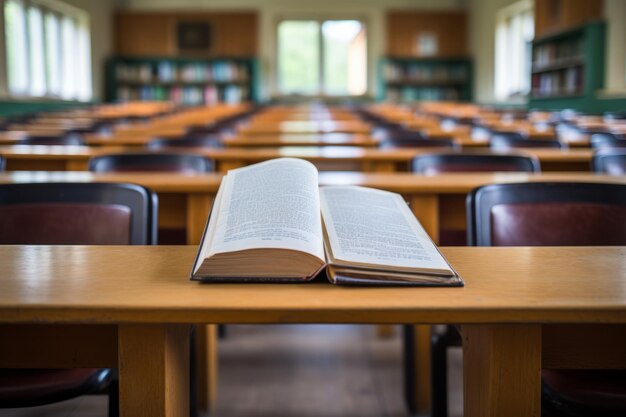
[277,20,320,94]
[28,6,46,96]
[322,20,366,95]
[45,12,61,95]
[61,16,77,99]
[4,0,28,94]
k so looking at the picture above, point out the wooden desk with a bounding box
[238,121,371,135]
[222,134,379,148]
[1,245,625,417]
[0,146,596,172]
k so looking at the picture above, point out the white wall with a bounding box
[119,0,467,100]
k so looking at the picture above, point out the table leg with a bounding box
[461,324,541,417]
[186,194,214,246]
[405,194,439,415]
[405,324,432,415]
[186,193,218,415]
[118,324,191,417]
[195,324,218,416]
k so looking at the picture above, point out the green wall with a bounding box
[0,100,89,117]
[527,97,626,115]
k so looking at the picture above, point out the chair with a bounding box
[0,182,158,416]
[20,134,85,146]
[467,182,626,417]
[381,136,458,150]
[412,152,540,175]
[592,150,626,175]
[89,153,214,173]
[490,134,564,150]
[0,183,157,245]
[590,133,626,150]
[405,152,540,415]
[147,135,222,150]
[89,152,213,244]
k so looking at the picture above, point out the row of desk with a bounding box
[3,170,624,417]
[0,145,595,172]
[2,104,625,417]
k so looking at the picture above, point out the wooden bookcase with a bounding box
[105,56,259,105]
[528,21,605,110]
[378,57,472,102]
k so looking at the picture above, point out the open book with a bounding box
[191,158,463,286]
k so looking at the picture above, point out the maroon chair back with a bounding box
[412,152,540,174]
[380,137,458,150]
[147,136,222,149]
[490,134,564,150]
[0,183,156,245]
[467,182,626,246]
[89,153,214,173]
[20,135,85,146]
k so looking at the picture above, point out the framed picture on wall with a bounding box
[177,21,212,53]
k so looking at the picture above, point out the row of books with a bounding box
[115,61,250,84]
[116,85,249,105]
[383,63,468,83]
[532,39,584,69]
[386,87,461,102]
[531,67,583,97]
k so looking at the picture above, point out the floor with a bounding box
[0,325,463,417]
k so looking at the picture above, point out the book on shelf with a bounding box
[115,61,250,84]
[190,158,463,286]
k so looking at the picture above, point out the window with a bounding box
[494,0,534,101]
[4,0,92,101]
[277,19,367,96]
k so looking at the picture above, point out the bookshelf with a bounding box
[106,57,259,106]
[529,21,605,108]
[378,58,472,102]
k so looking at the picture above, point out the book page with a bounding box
[208,158,325,261]
[320,186,453,274]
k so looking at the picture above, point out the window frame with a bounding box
[274,16,369,99]
[2,0,92,102]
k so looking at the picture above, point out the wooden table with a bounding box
[0,145,596,172]
[1,245,625,417]
[238,121,371,135]
[222,134,380,148]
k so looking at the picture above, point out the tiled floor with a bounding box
[0,325,463,417]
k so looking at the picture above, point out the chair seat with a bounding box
[543,370,626,414]
[0,368,112,408]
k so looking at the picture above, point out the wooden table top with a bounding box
[0,171,622,194]
[0,246,624,324]
[238,121,371,135]
[222,134,379,147]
